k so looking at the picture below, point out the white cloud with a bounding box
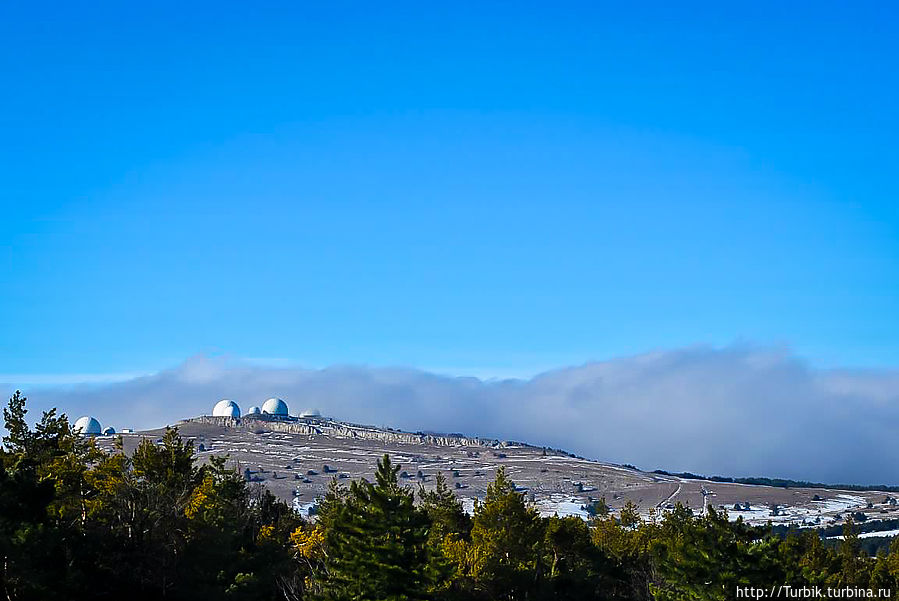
[5,345,899,485]
[0,372,149,386]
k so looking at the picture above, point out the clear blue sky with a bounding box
[1,1,898,381]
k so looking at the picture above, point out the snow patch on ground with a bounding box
[829,529,899,540]
[536,495,591,519]
[292,499,318,518]
[461,497,477,516]
[815,494,867,513]
[723,494,870,526]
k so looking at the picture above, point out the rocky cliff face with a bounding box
[183,415,515,448]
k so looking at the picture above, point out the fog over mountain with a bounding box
[6,345,899,485]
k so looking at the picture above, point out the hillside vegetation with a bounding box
[3,391,899,601]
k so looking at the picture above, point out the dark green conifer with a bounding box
[320,454,432,601]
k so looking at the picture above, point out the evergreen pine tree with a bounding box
[419,471,472,597]
[468,467,543,600]
[320,454,432,601]
[419,471,471,541]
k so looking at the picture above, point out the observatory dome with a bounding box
[246,405,261,415]
[299,408,321,418]
[102,426,116,435]
[212,399,241,418]
[74,416,102,436]
[262,397,288,416]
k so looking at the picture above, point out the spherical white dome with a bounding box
[299,408,321,418]
[102,426,116,435]
[74,416,102,436]
[246,406,261,415]
[212,399,241,417]
[262,397,288,416]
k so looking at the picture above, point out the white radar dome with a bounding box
[246,406,261,415]
[299,408,321,418]
[262,397,288,416]
[102,426,116,435]
[212,399,241,418]
[74,416,102,436]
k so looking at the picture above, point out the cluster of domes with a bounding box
[74,398,323,438]
[209,397,303,418]
[74,416,116,437]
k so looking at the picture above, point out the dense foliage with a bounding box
[4,391,899,600]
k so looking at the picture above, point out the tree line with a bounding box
[3,391,899,601]
[651,469,899,493]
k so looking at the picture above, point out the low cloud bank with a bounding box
[6,346,899,485]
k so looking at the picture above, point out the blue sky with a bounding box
[2,1,898,382]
